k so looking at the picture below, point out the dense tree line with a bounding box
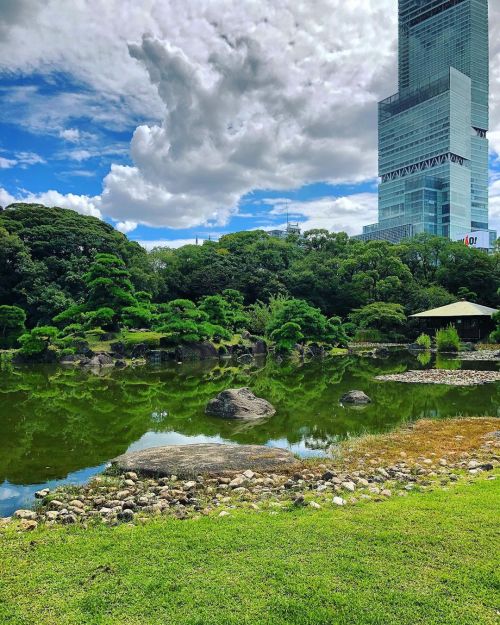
[0,204,499,352]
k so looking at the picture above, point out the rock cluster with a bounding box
[457,350,500,362]
[5,444,497,529]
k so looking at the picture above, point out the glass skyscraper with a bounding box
[359,0,495,247]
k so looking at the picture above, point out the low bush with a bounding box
[415,333,432,349]
[435,325,460,353]
[122,332,163,349]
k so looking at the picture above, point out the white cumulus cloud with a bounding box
[266,193,379,236]
[0,0,499,233]
[0,187,101,218]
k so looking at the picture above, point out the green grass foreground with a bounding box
[1,478,499,625]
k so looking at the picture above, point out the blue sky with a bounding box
[0,0,499,247]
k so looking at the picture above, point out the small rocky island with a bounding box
[205,388,276,420]
[376,369,500,386]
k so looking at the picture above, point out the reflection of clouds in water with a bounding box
[263,437,326,459]
[0,464,106,518]
[151,410,169,423]
[128,432,327,459]
[126,431,228,453]
[0,484,20,500]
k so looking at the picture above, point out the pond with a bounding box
[1,352,498,516]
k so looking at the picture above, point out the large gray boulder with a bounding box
[175,342,219,361]
[113,443,299,478]
[86,353,114,368]
[206,387,276,420]
[340,390,372,405]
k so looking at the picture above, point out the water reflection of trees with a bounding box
[0,354,498,485]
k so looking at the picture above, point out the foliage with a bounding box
[270,322,304,353]
[435,325,461,353]
[121,306,153,329]
[353,328,383,343]
[266,299,329,343]
[0,305,26,348]
[199,290,249,331]
[156,299,230,344]
[415,333,432,349]
[1,206,499,344]
[61,323,85,337]
[85,307,116,330]
[489,311,500,343]
[0,204,149,325]
[349,303,406,338]
[18,326,59,356]
[325,316,350,347]
[84,254,137,316]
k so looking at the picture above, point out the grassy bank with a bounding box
[1,476,498,625]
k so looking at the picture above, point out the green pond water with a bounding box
[1,352,498,516]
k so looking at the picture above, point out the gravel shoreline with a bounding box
[4,429,498,530]
[456,350,500,362]
[376,369,500,386]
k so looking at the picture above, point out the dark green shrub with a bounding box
[435,325,460,353]
[18,326,59,356]
[271,322,304,353]
[0,305,26,348]
[61,323,85,337]
[490,312,500,343]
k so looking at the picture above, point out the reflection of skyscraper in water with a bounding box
[357,0,495,248]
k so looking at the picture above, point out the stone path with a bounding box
[376,369,500,386]
[113,443,300,478]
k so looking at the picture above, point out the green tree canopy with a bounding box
[349,303,407,336]
[0,305,26,348]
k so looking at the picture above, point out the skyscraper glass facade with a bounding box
[359,0,494,246]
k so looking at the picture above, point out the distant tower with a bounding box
[358,0,494,248]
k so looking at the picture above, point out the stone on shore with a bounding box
[113,443,298,478]
[205,388,276,420]
[340,390,372,405]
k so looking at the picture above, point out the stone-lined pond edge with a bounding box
[3,417,498,530]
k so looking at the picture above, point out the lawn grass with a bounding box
[1,477,498,625]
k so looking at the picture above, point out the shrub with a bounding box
[0,305,26,348]
[271,322,304,353]
[349,303,406,339]
[18,326,59,356]
[121,306,153,329]
[435,325,460,353]
[61,323,85,337]
[266,299,328,343]
[122,332,163,348]
[415,333,432,349]
[490,311,500,343]
[85,307,116,330]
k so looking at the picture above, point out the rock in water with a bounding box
[113,443,298,477]
[206,388,276,420]
[340,390,372,405]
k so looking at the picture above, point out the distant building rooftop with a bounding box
[411,301,498,318]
